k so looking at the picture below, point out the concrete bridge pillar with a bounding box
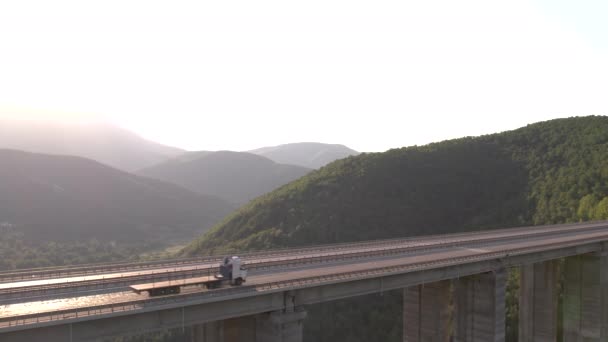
[519,260,558,342]
[453,269,506,342]
[403,280,451,342]
[192,320,224,342]
[563,253,608,342]
[254,309,307,342]
[193,309,307,342]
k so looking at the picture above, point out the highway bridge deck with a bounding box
[2,221,608,335]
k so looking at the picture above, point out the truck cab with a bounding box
[217,256,247,285]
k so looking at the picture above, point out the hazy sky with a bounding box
[1,0,606,152]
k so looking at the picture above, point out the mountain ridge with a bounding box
[139,151,312,205]
[0,149,234,243]
[249,142,359,169]
[0,120,184,171]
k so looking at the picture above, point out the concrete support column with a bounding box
[519,260,558,342]
[563,253,608,342]
[454,269,506,342]
[403,280,451,342]
[224,317,257,342]
[215,309,306,342]
[255,309,307,342]
[192,320,224,342]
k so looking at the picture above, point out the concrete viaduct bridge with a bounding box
[2,221,608,342]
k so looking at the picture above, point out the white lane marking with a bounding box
[461,247,491,253]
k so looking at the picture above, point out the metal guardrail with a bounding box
[0,237,431,283]
[3,229,490,282]
[3,222,608,301]
[2,229,608,330]
[1,221,600,283]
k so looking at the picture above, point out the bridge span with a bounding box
[2,221,608,341]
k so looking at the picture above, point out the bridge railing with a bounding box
[2,231,607,331]
[2,221,595,283]
[0,242,403,283]
[0,230,541,297]
[3,223,608,301]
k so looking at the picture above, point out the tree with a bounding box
[594,197,608,220]
[577,195,598,221]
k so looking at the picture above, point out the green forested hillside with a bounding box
[184,116,608,255]
[182,116,608,342]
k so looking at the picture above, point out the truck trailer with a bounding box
[129,256,247,297]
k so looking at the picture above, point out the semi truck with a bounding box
[129,256,248,297]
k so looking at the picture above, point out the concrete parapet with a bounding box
[519,260,558,342]
[403,280,451,342]
[454,269,506,342]
[563,253,608,341]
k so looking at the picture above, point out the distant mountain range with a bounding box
[0,120,360,228]
[249,142,359,169]
[139,151,312,205]
[0,120,184,171]
[0,149,234,242]
[0,120,359,171]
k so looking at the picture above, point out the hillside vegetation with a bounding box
[183,116,608,342]
[139,151,311,204]
[186,116,608,254]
